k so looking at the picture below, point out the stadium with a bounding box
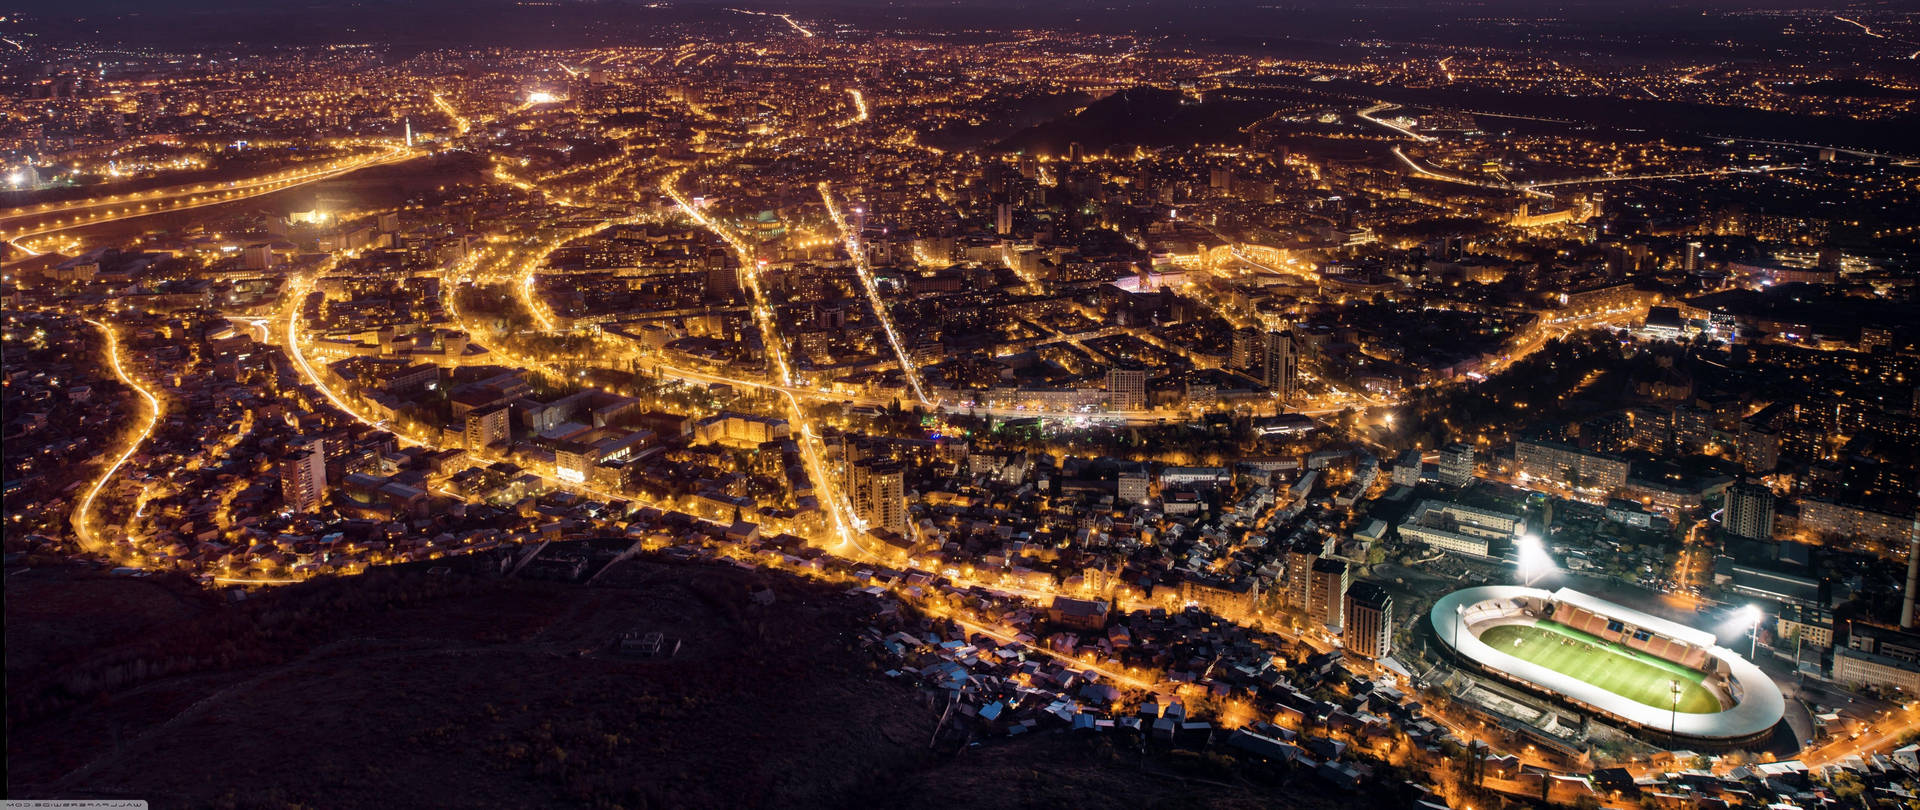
[1431,585,1785,748]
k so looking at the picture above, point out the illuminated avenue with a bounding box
[4,3,1920,808]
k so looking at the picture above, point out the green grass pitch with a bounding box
[1477,620,1721,714]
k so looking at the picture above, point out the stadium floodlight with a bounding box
[1734,604,1763,660]
[1517,534,1555,588]
[1669,680,1683,743]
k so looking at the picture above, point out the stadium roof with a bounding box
[1432,585,1785,743]
[1549,587,1716,649]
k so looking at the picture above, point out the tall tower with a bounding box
[1230,328,1261,374]
[1439,443,1476,488]
[995,202,1013,236]
[1106,367,1147,411]
[1263,330,1297,402]
[1343,581,1394,659]
[853,459,907,535]
[1724,481,1776,542]
[1308,557,1350,631]
[279,438,327,513]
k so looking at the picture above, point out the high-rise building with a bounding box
[1514,439,1630,491]
[1860,326,1893,354]
[465,402,511,449]
[1725,481,1777,542]
[1230,328,1261,374]
[853,459,907,534]
[706,262,743,302]
[1106,367,1147,411]
[1392,449,1423,487]
[995,202,1013,236]
[1439,443,1476,488]
[1733,423,1780,473]
[278,438,327,513]
[1283,536,1326,610]
[1308,557,1351,631]
[1262,330,1296,401]
[1117,467,1150,504]
[1343,580,1394,659]
[1682,240,1703,273]
[243,243,277,271]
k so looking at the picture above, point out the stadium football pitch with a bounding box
[1477,620,1721,714]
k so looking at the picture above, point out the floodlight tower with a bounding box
[1518,534,1553,588]
[1669,680,1683,744]
[1739,604,1762,660]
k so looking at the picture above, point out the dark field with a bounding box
[7,558,1338,809]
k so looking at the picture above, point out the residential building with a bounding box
[1833,648,1920,693]
[464,402,511,450]
[278,438,327,512]
[1439,443,1476,488]
[1724,481,1776,541]
[1343,580,1393,659]
[1777,604,1834,649]
[853,459,907,534]
[1308,557,1350,631]
[1263,330,1297,401]
[1391,449,1422,487]
[1514,439,1629,491]
[1106,367,1147,411]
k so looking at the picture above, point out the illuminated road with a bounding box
[1834,15,1886,38]
[4,144,421,248]
[1796,703,1920,769]
[432,92,473,136]
[664,170,860,550]
[1393,146,1555,199]
[71,318,165,556]
[842,88,869,126]
[284,262,395,429]
[285,256,688,520]
[1520,164,1801,191]
[956,618,1174,696]
[1357,102,1434,142]
[730,8,814,37]
[1388,145,1791,201]
[819,182,930,405]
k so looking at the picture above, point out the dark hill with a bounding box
[994,87,1278,156]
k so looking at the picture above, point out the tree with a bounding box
[1831,770,1866,806]
[1365,542,1389,572]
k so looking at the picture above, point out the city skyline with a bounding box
[4,2,1919,808]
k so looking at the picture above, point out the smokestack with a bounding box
[1903,525,1920,629]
